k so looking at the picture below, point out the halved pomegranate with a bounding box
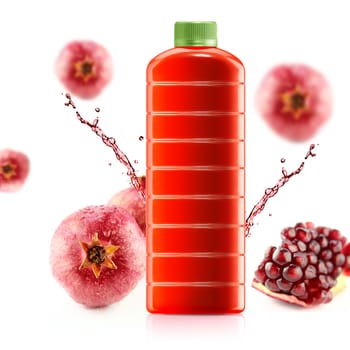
[253,222,348,306]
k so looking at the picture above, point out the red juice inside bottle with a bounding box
[146,21,245,313]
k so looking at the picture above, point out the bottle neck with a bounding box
[174,45,217,49]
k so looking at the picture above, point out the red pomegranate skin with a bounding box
[0,149,30,192]
[55,40,113,99]
[342,242,350,276]
[50,205,145,308]
[107,176,146,235]
[256,64,332,142]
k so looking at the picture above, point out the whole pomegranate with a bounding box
[107,176,146,235]
[256,64,332,142]
[55,40,113,99]
[50,205,145,308]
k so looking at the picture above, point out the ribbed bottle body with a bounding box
[146,47,245,313]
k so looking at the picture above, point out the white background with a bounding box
[1,0,350,348]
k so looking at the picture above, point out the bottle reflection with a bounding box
[146,314,245,341]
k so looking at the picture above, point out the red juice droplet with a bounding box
[139,136,144,141]
[245,144,316,237]
[64,93,145,200]
[280,158,286,163]
[95,107,100,113]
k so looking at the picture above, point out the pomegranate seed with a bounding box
[329,240,342,253]
[317,235,328,249]
[265,262,281,279]
[304,265,317,279]
[272,247,292,266]
[308,240,321,254]
[264,246,276,259]
[318,275,329,289]
[254,268,267,283]
[296,240,307,252]
[334,253,345,266]
[265,279,280,292]
[318,261,328,274]
[310,229,319,240]
[325,261,334,274]
[306,252,318,265]
[296,228,312,243]
[305,222,315,229]
[281,227,296,240]
[293,252,308,268]
[282,264,303,282]
[276,279,293,292]
[291,282,306,297]
[326,276,337,288]
[332,267,343,278]
[281,240,299,253]
[320,249,332,260]
[317,227,330,236]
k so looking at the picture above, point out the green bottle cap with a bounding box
[174,21,217,47]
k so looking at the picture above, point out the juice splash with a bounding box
[64,93,145,200]
[245,144,316,237]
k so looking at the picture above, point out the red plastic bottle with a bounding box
[146,21,245,313]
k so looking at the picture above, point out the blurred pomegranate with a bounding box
[107,176,146,235]
[256,64,332,141]
[0,149,30,192]
[50,205,145,308]
[55,40,113,99]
